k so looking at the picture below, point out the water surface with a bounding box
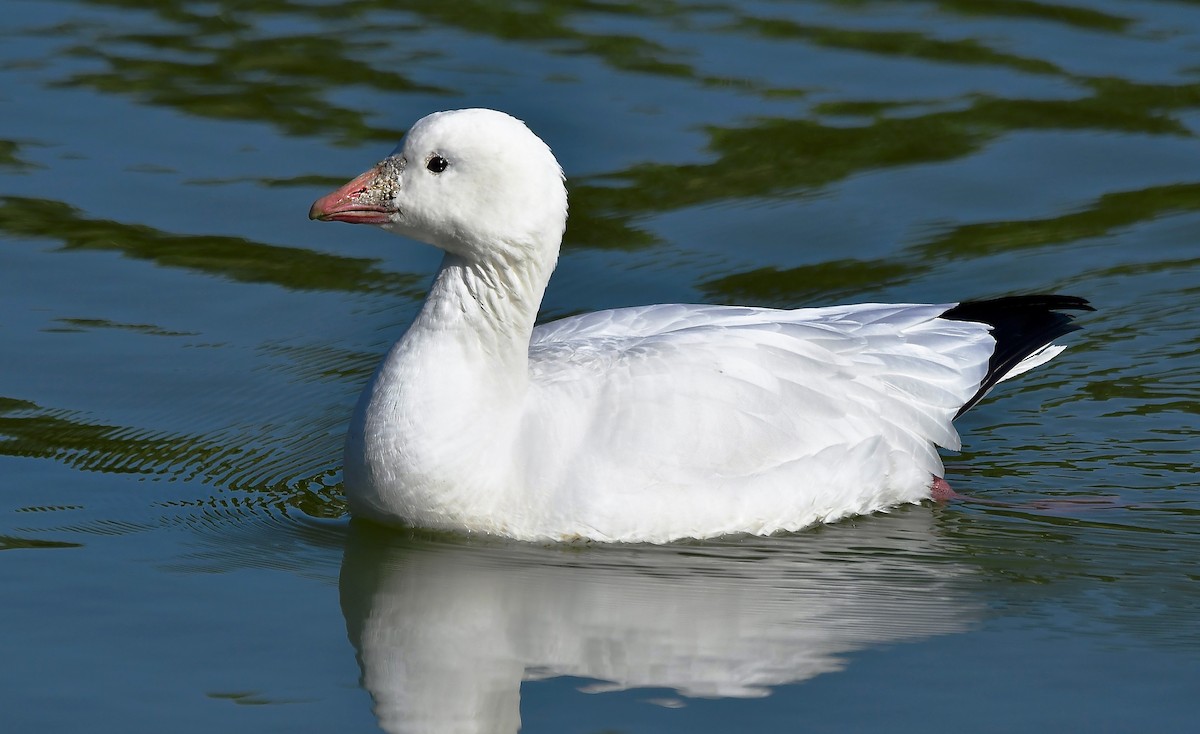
[2,1,1198,731]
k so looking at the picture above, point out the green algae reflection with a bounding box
[703,182,1200,305]
[0,196,421,295]
[0,396,346,517]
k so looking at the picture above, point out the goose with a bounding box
[309,108,1091,543]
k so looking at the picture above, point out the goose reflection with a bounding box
[339,509,979,734]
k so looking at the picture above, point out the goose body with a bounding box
[310,108,1090,543]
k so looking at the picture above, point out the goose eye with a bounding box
[426,155,448,174]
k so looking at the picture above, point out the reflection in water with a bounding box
[340,511,979,734]
[0,196,422,295]
[702,182,1200,306]
[915,183,1200,260]
[923,0,1129,31]
[0,139,35,171]
[583,79,1197,223]
[51,0,704,144]
[34,0,1200,254]
[0,395,345,519]
[1,0,1198,730]
[734,16,1063,75]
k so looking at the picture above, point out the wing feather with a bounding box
[525,303,994,495]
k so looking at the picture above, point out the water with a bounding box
[1,0,1198,731]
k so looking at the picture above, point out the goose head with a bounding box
[309,109,568,264]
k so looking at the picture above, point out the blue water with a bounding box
[2,1,1198,731]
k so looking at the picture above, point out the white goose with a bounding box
[310,108,1091,543]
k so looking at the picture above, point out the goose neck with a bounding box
[412,248,554,374]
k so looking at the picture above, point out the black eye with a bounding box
[426,155,448,174]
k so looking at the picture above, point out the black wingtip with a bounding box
[942,295,1092,418]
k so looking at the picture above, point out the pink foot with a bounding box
[931,476,958,502]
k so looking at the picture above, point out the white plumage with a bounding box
[309,108,1086,543]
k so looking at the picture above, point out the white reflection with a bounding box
[339,509,979,734]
